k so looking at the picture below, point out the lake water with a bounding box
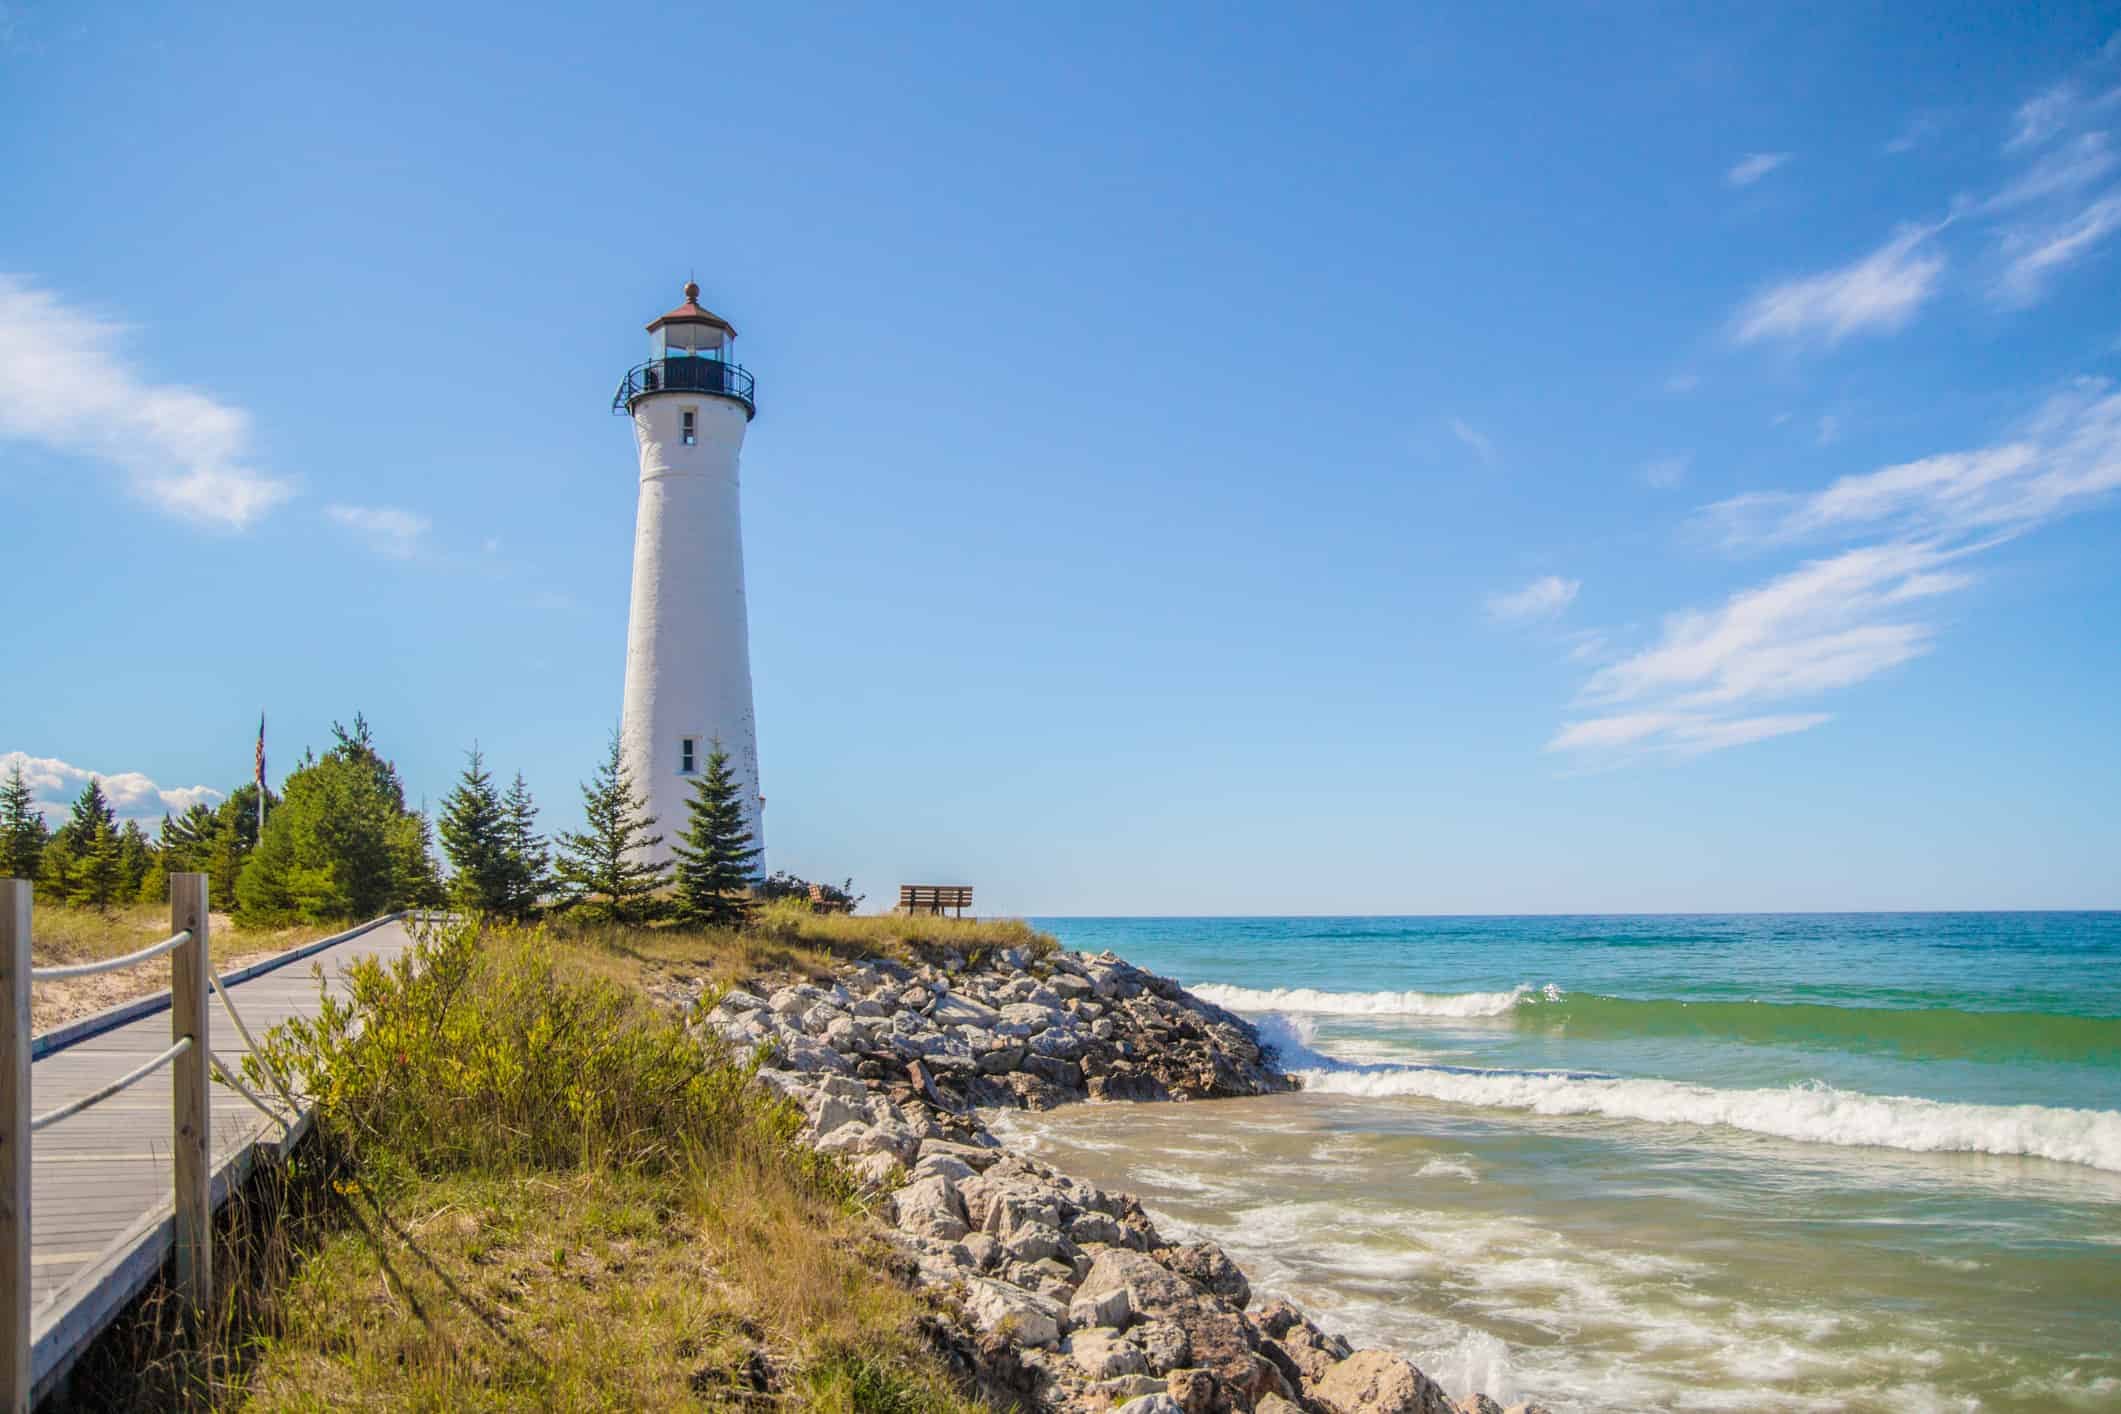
[1002,914,2121,1413]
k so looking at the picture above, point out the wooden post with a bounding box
[169,873,211,1315]
[0,881,31,1414]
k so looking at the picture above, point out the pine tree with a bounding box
[500,773,548,920]
[159,802,219,872]
[71,820,123,913]
[62,778,116,853]
[390,810,447,909]
[437,746,511,913]
[0,762,46,882]
[116,819,153,898]
[552,731,668,923]
[670,741,760,928]
[34,835,75,907]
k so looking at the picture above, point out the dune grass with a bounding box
[546,897,1058,1000]
[72,916,995,1412]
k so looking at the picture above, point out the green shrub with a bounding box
[252,917,830,1191]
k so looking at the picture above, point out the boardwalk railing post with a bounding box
[1,881,30,1414]
[170,873,211,1315]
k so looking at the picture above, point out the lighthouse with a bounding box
[612,281,764,866]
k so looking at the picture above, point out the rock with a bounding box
[809,1089,867,1138]
[1114,1397,1183,1414]
[913,1152,978,1185]
[998,1002,1061,1036]
[1098,1373,1167,1401]
[1257,1397,1303,1414]
[1076,1249,1199,1325]
[1165,1240,1250,1308]
[1132,1318,1190,1375]
[823,1016,874,1052]
[1068,1210,1126,1247]
[999,1220,1066,1265]
[717,988,768,1012]
[929,994,1002,1029]
[1311,1349,1456,1414]
[1457,1396,1504,1414]
[963,1232,1001,1272]
[961,1276,1065,1348]
[891,1175,969,1241]
[849,1151,901,1189]
[1498,1406,1553,1414]
[918,1137,1002,1170]
[1066,1326,1149,1380]
[976,1044,1028,1074]
[1166,1367,1220,1414]
[1069,1279,1130,1331]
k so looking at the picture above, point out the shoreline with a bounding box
[698,941,1550,1414]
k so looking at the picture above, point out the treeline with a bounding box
[1,718,781,930]
[435,731,762,928]
[1,716,443,922]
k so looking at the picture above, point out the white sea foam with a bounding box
[1287,1052,2121,1172]
[1193,981,1538,1017]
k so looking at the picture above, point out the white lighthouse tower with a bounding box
[612,281,764,866]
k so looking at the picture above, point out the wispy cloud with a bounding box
[0,751,222,826]
[2008,83,2084,151]
[0,276,292,529]
[1663,372,1702,395]
[1986,131,2117,211]
[1883,113,1944,156]
[1488,575,1580,623]
[1726,152,1792,187]
[326,503,431,559]
[1994,192,2121,306]
[1450,416,1497,467]
[1641,454,1690,490]
[1552,384,2121,761]
[1731,225,1946,345]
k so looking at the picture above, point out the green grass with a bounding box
[544,897,1058,1000]
[73,916,1000,1412]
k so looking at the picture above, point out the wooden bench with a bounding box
[807,883,855,915]
[898,884,973,918]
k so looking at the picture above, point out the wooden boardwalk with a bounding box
[25,915,416,1403]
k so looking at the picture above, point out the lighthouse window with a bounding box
[680,737,697,775]
[680,409,697,445]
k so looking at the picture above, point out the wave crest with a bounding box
[1194,982,1535,1018]
[1292,1058,2121,1172]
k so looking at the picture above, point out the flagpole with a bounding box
[255,711,267,846]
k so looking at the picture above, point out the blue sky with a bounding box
[3,3,2118,914]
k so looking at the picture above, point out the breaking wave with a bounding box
[1254,1011,2121,1173]
[1193,982,1534,1018]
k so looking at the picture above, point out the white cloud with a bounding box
[1731,226,1946,344]
[1726,152,1792,187]
[1883,113,1944,156]
[1701,381,2121,544]
[1450,416,1497,466]
[0,276,292,529]
[2009,83,2082,151]
[1642,454,1690,489]
[1663,372,1702,395]
[0,751,223,826]
[1817,414,1842,446]
[1554,384,2121,761]
[326,503,431,559]
[1987,131,2117,211]
[1994,192,2121,306]
[1488,575,1580,623]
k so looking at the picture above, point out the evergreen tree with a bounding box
[116,819,153,898]
[159,802,219,872]
[71,820,123,912]
[35,835,76,907]
[135,850,168,906]
[236,715,438,924]
[437,746,511,913]
[389,810,447,909]
[0,762,46,882]
[61,778,116,853]
[552,731,668,923]
[203,810,250,908]
[500,773,548,920]
[670,741,760,928]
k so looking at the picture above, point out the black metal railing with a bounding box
[612,357,757,419]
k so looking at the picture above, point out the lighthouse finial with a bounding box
[684,277,699,303]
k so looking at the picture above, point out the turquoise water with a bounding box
[1009,914,2121,1412]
